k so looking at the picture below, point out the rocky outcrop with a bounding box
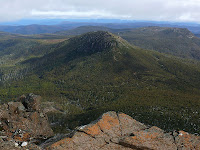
[0,93,54,149]
[48,111,200,150]
[0,95,199,150]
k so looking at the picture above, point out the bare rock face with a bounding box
[47,111,200,150]
[0,93,54,149]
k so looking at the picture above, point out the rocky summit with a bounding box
[48,112,200,150]
[0,94,200,150]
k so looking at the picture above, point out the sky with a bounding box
[1,0,200,23]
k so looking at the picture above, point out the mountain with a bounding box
[56,26,200,61]
[0,31,200,134]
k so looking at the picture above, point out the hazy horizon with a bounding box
[1,19,200,26]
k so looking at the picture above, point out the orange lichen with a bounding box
[84,124,102,136]
[97,114,119,130]
[46,112,200,150]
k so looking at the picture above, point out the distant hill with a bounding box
[118,27,200,60]
[55,26,111,36]
[0,31,200,134]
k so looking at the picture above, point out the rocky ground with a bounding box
[48,112,200,150]
[0,94,200,150]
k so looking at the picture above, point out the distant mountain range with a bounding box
[1,20,200,35]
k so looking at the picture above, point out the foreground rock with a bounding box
[0,94,199,150]
[48,111,200,150]
[0,93,54,149]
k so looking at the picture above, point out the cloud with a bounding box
[0,0,200,22]
[31,10,131,19]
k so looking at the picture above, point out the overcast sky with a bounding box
[1,0,200,23]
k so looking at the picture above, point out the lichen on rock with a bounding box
[48,111,200,150]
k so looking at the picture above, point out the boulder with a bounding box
[0,93,54,147]
[47,111,200,150]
